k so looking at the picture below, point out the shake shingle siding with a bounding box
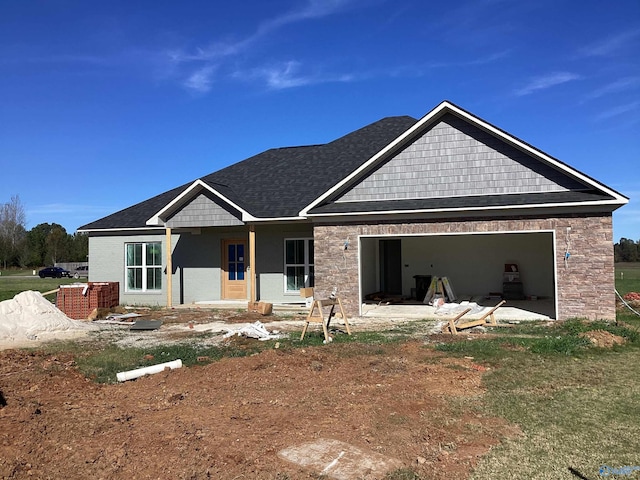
[166,192,244,228]
[335,113,586,204]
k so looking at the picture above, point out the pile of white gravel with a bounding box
[0,290,97,346]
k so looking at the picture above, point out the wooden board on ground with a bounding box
[447,300,506,334]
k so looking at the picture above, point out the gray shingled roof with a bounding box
[79,115,418,230]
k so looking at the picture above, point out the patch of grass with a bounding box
[451,316,640,479]
[615,262,640,296]
[0,268,36,276]
[435,337,508,363]
[0,276,79,302]
[617,310,640,331]
[384,469,425,480]
[471,348,640,479]
[436,318,640,364]
[433,334,592,362]
[294,329,405,347]
[71,340,268,383]
[554,318,640,343]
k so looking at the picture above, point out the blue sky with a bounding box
[1,0,638,241]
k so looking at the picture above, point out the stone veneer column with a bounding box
[554,215,615,320]
[313,214,615,320]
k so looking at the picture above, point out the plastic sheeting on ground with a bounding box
[223,321,284,341]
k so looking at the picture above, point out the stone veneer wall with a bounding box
[313,214,615,320]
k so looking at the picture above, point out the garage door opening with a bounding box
[359,231,556,320]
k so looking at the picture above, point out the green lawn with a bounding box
[0,275,79,302]
[471,346,640,480]
[615,262,640,296]
[436,319,640,480]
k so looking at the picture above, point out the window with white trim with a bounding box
[284,238,314,292]
[125,242,162,291]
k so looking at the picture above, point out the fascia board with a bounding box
[305,198,625,219]
[299,100,628,215]
[79,218,309,234]
[248,216,308,222]
[146,179,257,225]
[76,226,166,234]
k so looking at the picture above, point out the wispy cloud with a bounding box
[467,49,512,65]
[168,0,358,92]
[238,60,355,90]
[594,101,640,121]
[579,28,640,57]
[256,0,356,36]
[583,77,640,102]
[183,65,217,93]
[426,49,512,69]
[515,72,582,96]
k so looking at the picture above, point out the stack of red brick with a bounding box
[56,282,119,320]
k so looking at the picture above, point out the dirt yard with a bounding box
[0,308,520,480]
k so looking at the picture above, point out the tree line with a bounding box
[0,195,88,269]
[615,238,640,263]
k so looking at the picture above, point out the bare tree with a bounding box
[0,195,27,268]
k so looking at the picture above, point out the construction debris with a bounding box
[223,321,283,341]
[129,320,163,331]
[116,359,183,382]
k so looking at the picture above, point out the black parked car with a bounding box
[38,266,72,278]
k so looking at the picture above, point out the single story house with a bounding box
[79,101,628,320]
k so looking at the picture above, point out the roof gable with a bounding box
[303,101,628,216]
[165,190,244,228]
[335,112,586,204]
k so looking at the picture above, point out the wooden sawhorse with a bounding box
[446,300,506,334]
[301,297,352,343]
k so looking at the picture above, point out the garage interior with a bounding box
[359,231,557,320]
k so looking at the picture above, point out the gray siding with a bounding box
[166,192,244,228]
[338,113,585,203]
[172,227,247,303]
[89,232,176,306]
[90,228,244,306]
[254,224,314,303]
[89,223,314,306]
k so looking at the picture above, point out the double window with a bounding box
[125,242,162,291]
[284,238,314,292]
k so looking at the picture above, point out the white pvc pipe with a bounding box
[116,359,183,382]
